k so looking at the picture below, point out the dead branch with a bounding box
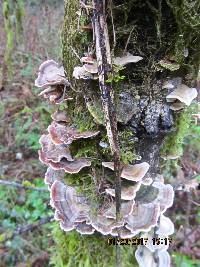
[92,0,122,220]
[92,1,122,266]
[0,179,48,192]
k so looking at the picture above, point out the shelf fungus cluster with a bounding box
[73,53,143,80]
[165,82,198,111]
[35,60,73,104]
[35,60,175,266]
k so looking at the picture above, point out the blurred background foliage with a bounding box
[0,0,199,266]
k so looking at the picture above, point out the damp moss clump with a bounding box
[62,0,92,78]
[51,224,138,267]
[161,107,192,159]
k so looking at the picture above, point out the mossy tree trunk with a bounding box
[51,0,199,266]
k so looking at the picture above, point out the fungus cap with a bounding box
[102,162,150,181]
[48,121,99,145]
[39,134,73,162]
[105,183,141,200]
[35,60,69,88]
[125,203,160,234]
[152,181,174,213]
[73,66,94,79]
[44,167,65,190]
[113,53,143,66]
[156,214,174,236]
[103,200,135,219]
[39,150,91,173]
[166,84,197,107]
[51,110,70,123]
[83,63,98,74]
[135,246,170,267]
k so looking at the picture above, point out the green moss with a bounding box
[161,107,192,158]
[3,0,14,78]
[62,0,91,78]
[15,0,25,43]
[86,100,105,125]
[165,0,200,79]
[119,130,137,164]
[51,224,138,267]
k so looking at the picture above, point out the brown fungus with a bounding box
[103,200,135,219]
[51,181,91,232]
[102,162,150,182]
[125,203,160,234]
[91,214,124,235]
[105,183,141,200]
[51,110,70,123]
[39,134,73,162]
[39,150,91,173]
[75,222,95,235]
[44,167,65,190]
[35,60,69,88]
[48,121,99,145]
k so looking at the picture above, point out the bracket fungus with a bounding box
[152,181,174,213]
[166,84,197,110]
[44,167,65,190]
[51,110,70,123]
[113,52,143,66]
[105,183,141,200]
[73,66,97,80]
[35,60,69,88]
[125,203,160,234]
[35,60,73,104]
[103,200,135,219]
[135,245,170,267]
[156,214,174,236]
[48,121,99,145]
[39,134,73,163]
[102,162,150,181]
[51,181,91,232]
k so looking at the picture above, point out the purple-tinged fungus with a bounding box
[125,203,160,234]
[35,60,69,88]
[156,214,174,236]
[51,181,91,232]
[103,200,135,219]
[39,134,73,162]
[135,245,170,267]
[44,167,65,190]
[102,162,150,182]
[152,181,174,213]
[39,150,91,173]
[48,121,99,145]
[105,183,141,200]
[51,110,70,123]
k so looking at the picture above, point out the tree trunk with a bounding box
[51,0,199,266]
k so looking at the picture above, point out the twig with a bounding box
[0,179,48,192]
[109,0,116,55]
[92,1,122,266]
[123,25,135,55]
[92,0,122,220]
[2,216,54,243]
